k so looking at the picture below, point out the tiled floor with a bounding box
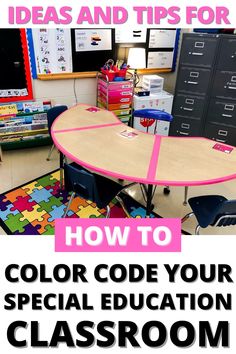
[0,145,236,235]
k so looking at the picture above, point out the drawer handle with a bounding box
[182,107,193,111]
[228,86,236,90]
[218,130,228,137]
[215,138,226,143]
[222,114,233,118]
[179,131,189,136]
[186,81,198,85]
[191,52,204,56]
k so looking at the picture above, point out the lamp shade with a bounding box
[127,48,146,69]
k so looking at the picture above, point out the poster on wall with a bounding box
[149,29,177,48]
[147,51,174,68]
[115,29,147,43]
[32,28,72,74]
[75,29,112,52]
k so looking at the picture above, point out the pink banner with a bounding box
[55,218,181,252]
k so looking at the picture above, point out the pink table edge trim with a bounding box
[53,121,122,134]
[147,135,162,180]
[51,104,236,187]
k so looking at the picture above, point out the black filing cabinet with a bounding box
[204,35,236,145]
[171,33,236,145]
[170,33,220,137]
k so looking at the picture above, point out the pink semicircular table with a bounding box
[52,104,236,217]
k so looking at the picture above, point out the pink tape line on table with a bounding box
[53,122,122,134]
[147,135,162,180]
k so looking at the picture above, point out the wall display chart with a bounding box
[71,28,115,72]
[115,29,147,43]
[74,29,112,52]
[147,29,179,69]
[32,29,72,74]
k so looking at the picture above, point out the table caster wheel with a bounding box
[163,187,170,195]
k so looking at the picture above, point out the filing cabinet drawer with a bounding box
[172,94,205,119]
[212,71,236,100]
[206,98,236,126]
[217,38,236,71]
[180,35,218,68]
[176,67,211,96]
[169,117,202,137]
[205,123,236,146]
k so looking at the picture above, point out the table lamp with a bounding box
[127,47,146,87]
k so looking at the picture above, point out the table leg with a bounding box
[0,145,3,162]
[146,184,154,218]
[183,186,189,206]
[59,152,64,190]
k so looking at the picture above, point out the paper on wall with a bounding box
[75,29,112,52]
[32,29,72,74]
[147,51,174,69]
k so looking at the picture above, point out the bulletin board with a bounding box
[0,29,33,103]
[33,28,180,80]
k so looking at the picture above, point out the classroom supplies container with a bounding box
[142,75,164,94]
[97,75,134,124]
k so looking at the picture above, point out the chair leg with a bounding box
[63,192,75,218]
[183,186,189,205]
[195,225,201,235]
[46,144,55,161]
[181,212,194,223]
[105,205,110,218]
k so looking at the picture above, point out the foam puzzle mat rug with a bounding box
[0,170,160,235]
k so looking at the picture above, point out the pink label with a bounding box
[86,107,100,113]
[213,143,233,154]
[55,218,181,252]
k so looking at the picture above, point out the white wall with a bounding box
[33,72,175,107]
[33,77,97,107]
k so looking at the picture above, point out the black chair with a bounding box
[46,105,68,161]
[63,162,132,218]
[182,195,236,234]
